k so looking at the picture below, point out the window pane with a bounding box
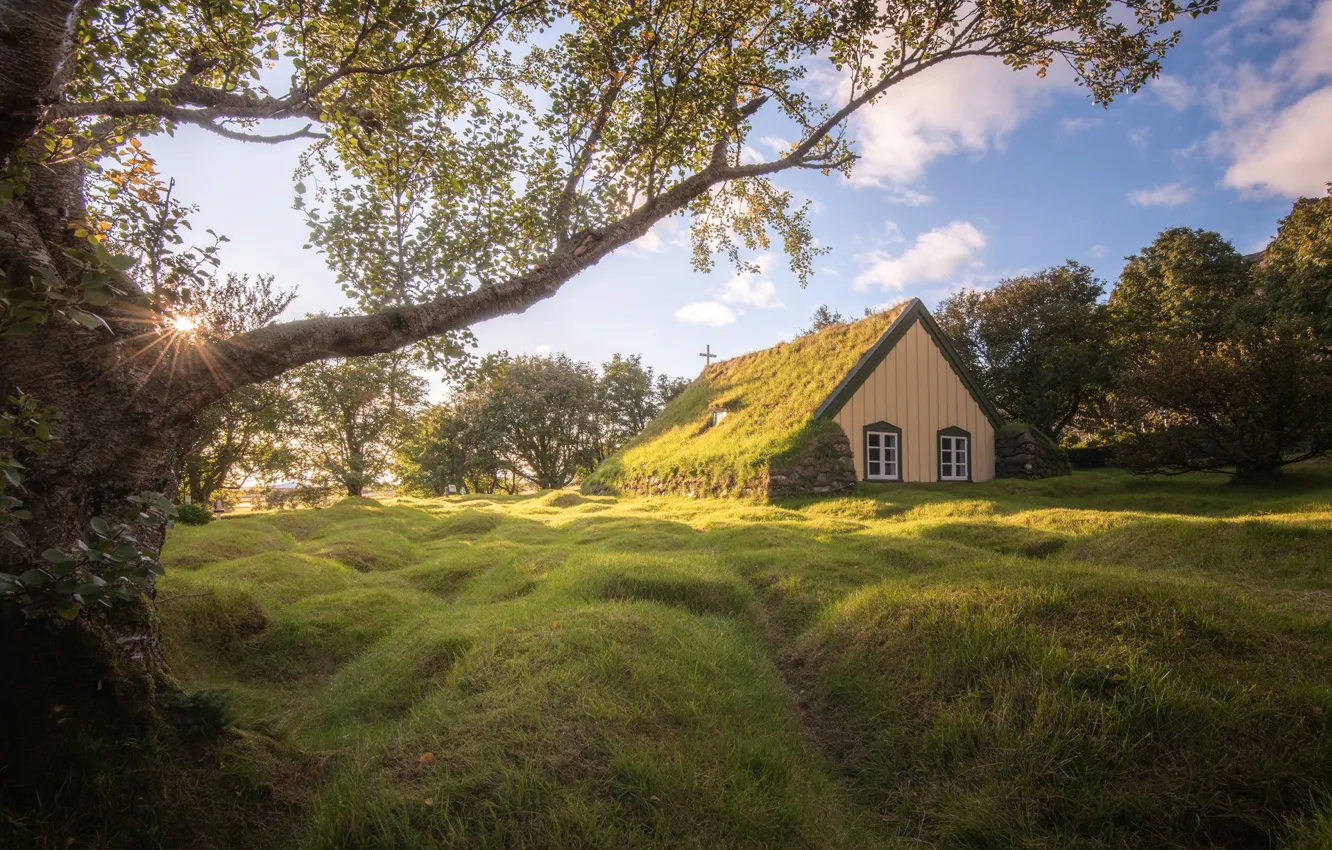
[868,433,880,448]
[869,461,880,476]
[885,461,897,477]
[868,448,880,462]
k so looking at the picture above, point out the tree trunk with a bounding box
[1,162,186,798]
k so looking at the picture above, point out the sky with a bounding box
[147,0,1332,390]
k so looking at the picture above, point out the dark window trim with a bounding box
[863,421,903,482]
[937,426,972,482]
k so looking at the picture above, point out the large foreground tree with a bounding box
[0,0,1216,758]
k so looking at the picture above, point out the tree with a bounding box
[174,274,297,505]
[284,352,427,497]
[0,0,1214,758]
[600,354,680,451]
[1107,199,1332,480]
[1252,187,1332,343]
[936,263,1112,441]
[1116,326,1332,481]
[1108,228,1251,342]
[395,401,505,496]
[470,354,601,490]
[657,374,692,405]
[800,304,845,335]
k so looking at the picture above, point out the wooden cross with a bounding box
[699,344,717,367]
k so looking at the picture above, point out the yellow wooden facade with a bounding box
[826,313,997,483]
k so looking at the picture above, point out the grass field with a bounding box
[145,465,1332,848]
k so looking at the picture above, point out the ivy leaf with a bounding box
[90,516,110,536]
[41,548,72,564]
[54,600,83,620]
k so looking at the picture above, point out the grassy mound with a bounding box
[585,305,907,495]
[90,463,1332,849]
[795,580,1332,847]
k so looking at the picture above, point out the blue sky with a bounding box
[148,0,1332,388]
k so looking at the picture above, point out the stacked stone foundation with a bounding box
[995,425,1071,479]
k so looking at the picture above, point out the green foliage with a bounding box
[1253,186,1332,343]
[159,688,236,740]
[1109,227,1251,342]
[0,491,175,619]
[398,352,683,494]
[799,305,845,335]
[1107,201,1332,479]
[586,305,908,494]
[175,273,297,505]
[173,502,213,526]
[284,351,427,497]
[467,353,602,490]
[0,390,53,549]
[936,262,1112,440]
[1117,326,1332,479]
[140,465,1332,848]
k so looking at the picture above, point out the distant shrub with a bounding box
[175,502,214,525]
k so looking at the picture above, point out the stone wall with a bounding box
[766,425,858,498]
[995,425,1072,480]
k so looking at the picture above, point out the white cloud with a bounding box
[718,255,784,309]
[1152,75,1196,111]
[1223,85,1332,195]
[534,344,553,356]
[1059,116,1103,135]
[1127,183,1194,207]
[674,301,737,327]
[1128,126,1151,150]
[853,221,987,292]
[1289,0,1332,83]
[622,217,687,257]
[1201,1,1332,198]
[846,56,1061,190]
[1088,244,1109,259]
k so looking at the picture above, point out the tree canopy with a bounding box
[936,263,1111,441]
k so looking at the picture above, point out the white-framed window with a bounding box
[939,434,969,481]
[710,409,727,426]
[866,429,900,481]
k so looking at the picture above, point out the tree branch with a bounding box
[163,153,735,420]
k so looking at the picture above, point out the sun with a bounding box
[170,314,199,333]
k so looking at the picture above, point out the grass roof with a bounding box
[586,303,909,493]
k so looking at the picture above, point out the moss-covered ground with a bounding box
[115,466,1332,847]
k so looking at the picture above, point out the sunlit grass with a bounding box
[140,462,1332,848]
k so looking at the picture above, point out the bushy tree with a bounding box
[1108,228,1251,342]
[600,354,682,451]
[470,354,601,490]
[936,263,1112,440]
[286,353,427,496]
[1110,199,1332,480]
[1117,326,1332,480]
[398,352,681,492]
[1252,187,1332,343]
[395,400,507,496]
